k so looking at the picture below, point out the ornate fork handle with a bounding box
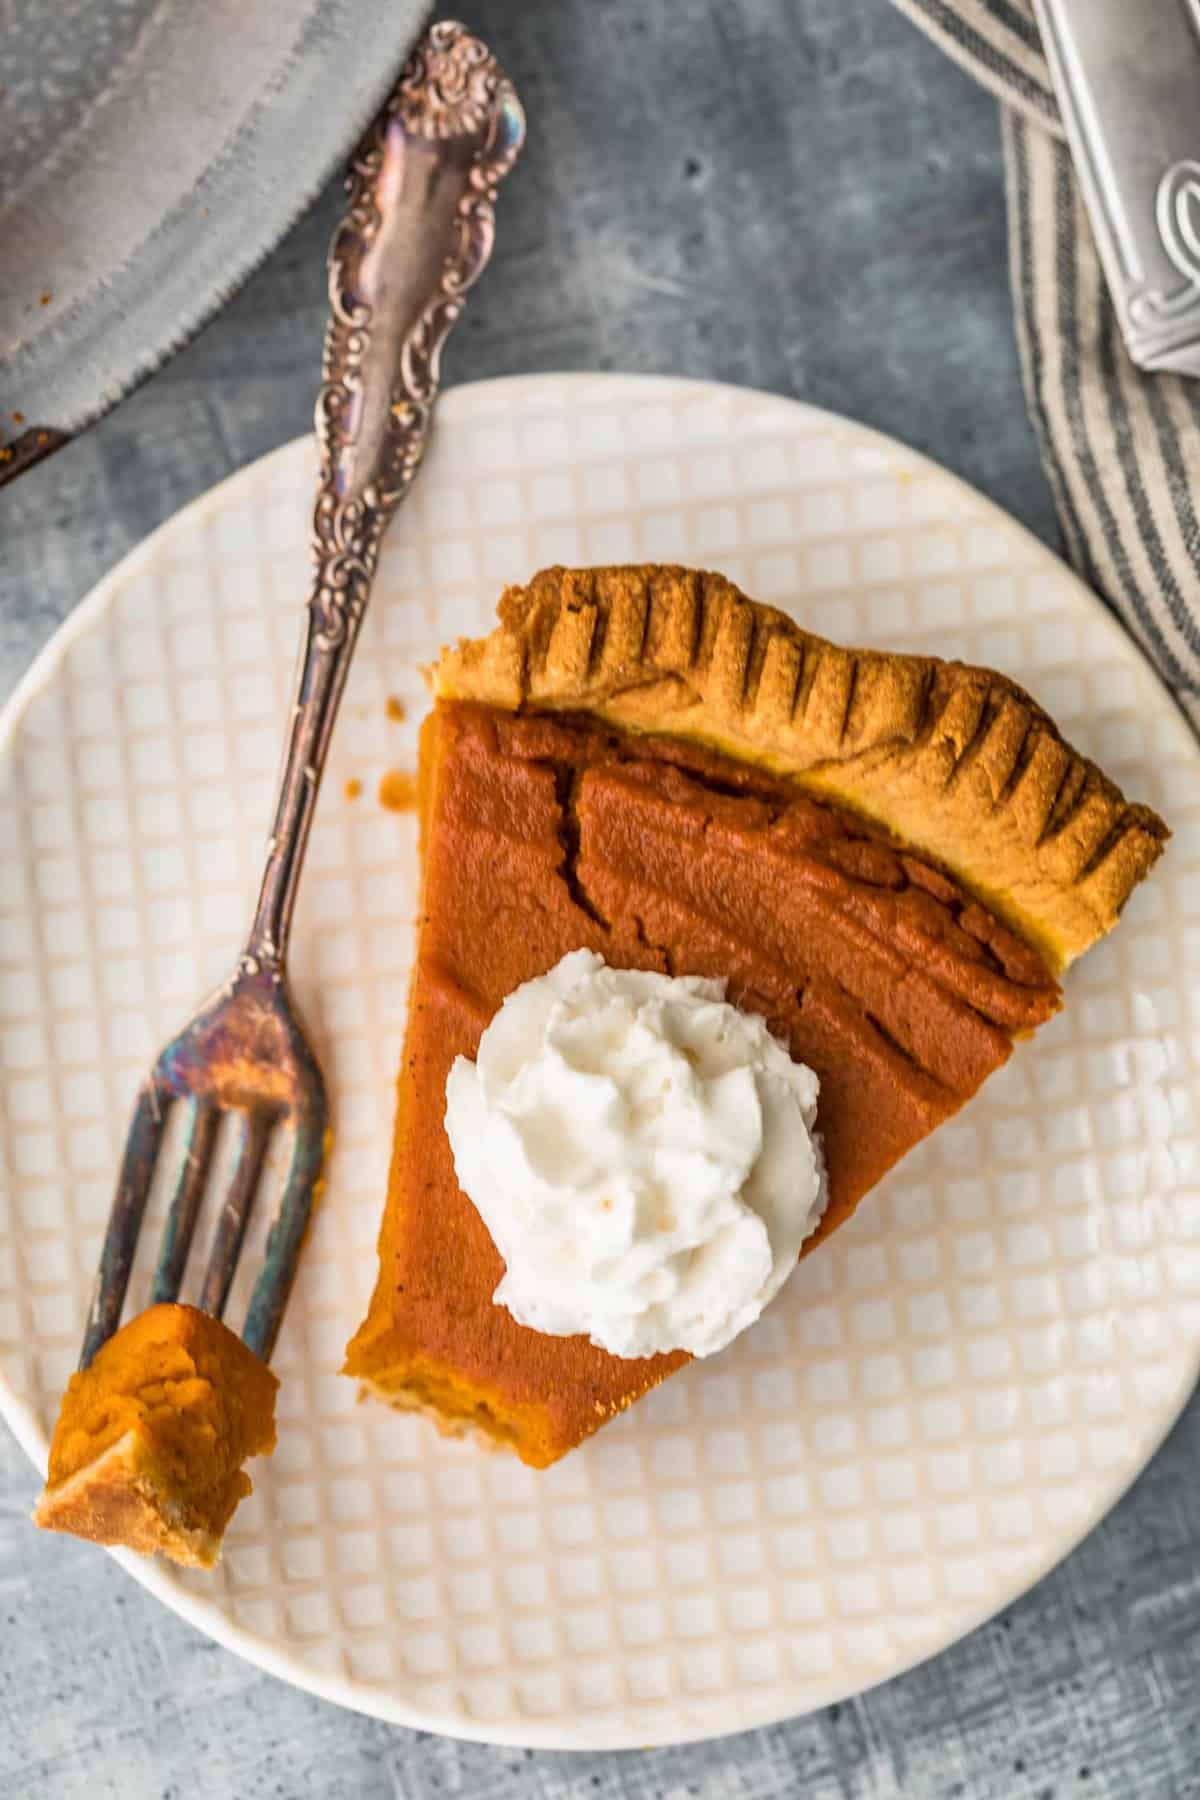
[246,22,524,971]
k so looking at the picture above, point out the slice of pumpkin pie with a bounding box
[344,564,1166,1467]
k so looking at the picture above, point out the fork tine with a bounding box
[150,1098,220,1305]
[198,1110,272,1319]
[80,1081,168,1368]
[242,1120,328,1361]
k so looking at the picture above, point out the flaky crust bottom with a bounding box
[354,1378,505,1457]
[32,1430,224,1569]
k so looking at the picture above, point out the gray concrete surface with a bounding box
[1,2,1196,1796]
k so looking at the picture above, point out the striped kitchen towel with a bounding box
[890,0,1200,732]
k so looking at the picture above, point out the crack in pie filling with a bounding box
[343,565,1167,1468]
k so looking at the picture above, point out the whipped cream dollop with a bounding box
[444,950,826,1360]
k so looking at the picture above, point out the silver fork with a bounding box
[79,21,525,1371]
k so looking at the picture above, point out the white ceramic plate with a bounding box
[2,374,1198,1749]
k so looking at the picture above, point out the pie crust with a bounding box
[435,565,1168,972]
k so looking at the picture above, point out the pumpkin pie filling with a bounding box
[34,1303,278,1568]
[344,698,1062,1466]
